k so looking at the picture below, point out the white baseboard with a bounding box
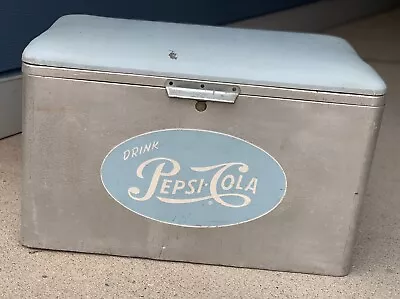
[229,0,399,32]
[0,73,22,139]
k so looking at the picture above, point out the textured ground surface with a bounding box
[1,9,399,299]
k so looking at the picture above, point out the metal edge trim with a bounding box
[22,63,385,107]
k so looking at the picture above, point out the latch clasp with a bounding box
[165,79,240,104]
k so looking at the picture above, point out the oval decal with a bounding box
[101,129,286,228]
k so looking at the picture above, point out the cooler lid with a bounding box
[22,14,386,96]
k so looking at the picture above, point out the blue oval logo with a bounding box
[101,129,286,227]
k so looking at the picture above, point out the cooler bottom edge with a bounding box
[19,234,351,277]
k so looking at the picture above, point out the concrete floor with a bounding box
[1,9,400,299]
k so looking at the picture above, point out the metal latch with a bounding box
[165,79,240,104]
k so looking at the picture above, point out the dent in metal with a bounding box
[168,50,178,60]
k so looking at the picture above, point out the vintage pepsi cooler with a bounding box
[21,14,386,276]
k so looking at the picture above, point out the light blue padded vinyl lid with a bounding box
[23,14,386,96]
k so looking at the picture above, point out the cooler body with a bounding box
[20,15,386,276]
